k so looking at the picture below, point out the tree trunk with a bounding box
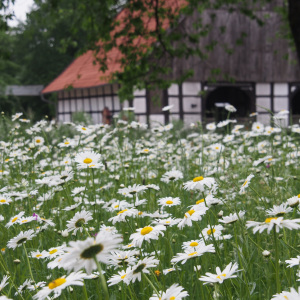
[288,0,300,64]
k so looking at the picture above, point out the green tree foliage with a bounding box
[0,0,92,119]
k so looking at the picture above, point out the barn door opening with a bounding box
[290,87,300,124]
[204,86,253,122]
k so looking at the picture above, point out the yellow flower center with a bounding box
[121,274,126,279]
[143,149,149,153]
[166,200,173,204]
[49,249,57,255]
[117,209,128,215]
[190,242,199,247]
[297,194,300,198]
[188,251,197,256]
[196,199,205,204]
[141,226,153,235]
[83,158,92,164]
[64,142,70,145]
[1,248,5,252]
[36,139,41,143]
[11,217,18,223]
[207,228,216,235]
[138,211,143,215]
[5,159,9,162]
[36,254,42,257]
[0,199,6,203]
[82,127,87,130]
[216,273,226,279]
[215,147,219,150]
[193,176,204,182]
[48,278,67,289]
[256,126,260,129]
[265,217,278,223]
[21,220,28,223]
[170,297,176,300]
[114,205,119,208]
[242,180,248,187]
[185,210,195,217]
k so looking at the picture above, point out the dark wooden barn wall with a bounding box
[169,6,300,82]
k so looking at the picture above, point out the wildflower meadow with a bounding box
[0,110,299,300]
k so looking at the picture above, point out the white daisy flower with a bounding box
[33,271,86,300]
[201,225,224,240]
[33,136,44,146]
[239,174,254,194]
[225,104,237,112]
[30,250,45,259]
[18,216,35,225]
[131,256,159,283]
[210,143,225,153]
[59,231,122,274]
[177,206,209,229]
[74,151,102,169]
[150,283,189,300]
[199,262,240,284]
[219,211,245,224]
[265,203,293,217]
[109,250,137,269]
[76,125,92,134]
[0,195,12,205]
[7,229,36,249]
[0,275,10,292]
[287,194,300,208]
[163,267,177,275]
[153,218,180,227]
[157,197,181,207]
[171,242,215,264]
[183,176,217,192]
[182,239,203,250]
[66,210,93,234]
[206,122,216,131]
[246,217,300,234]
[107,267,133,286]
[162,105,174,111]
[252,122,264,133]
[161,169,183,183]
[130,225,166,247]
[71,186,86,196]
[118,184,147,198]
[271,287,300,300]
[6,212,25,228]
[108,208,138,225]
[285,256,300,268]
[11,112,23,121]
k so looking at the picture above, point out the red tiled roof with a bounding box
[42,0,186,94]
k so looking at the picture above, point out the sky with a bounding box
[7,0,35,27]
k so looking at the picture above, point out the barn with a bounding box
[41,0,300,125]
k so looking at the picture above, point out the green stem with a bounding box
[273,228,281,293]
[143,273,160,297]
[94,257,109,300]
[23,244,35,283]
